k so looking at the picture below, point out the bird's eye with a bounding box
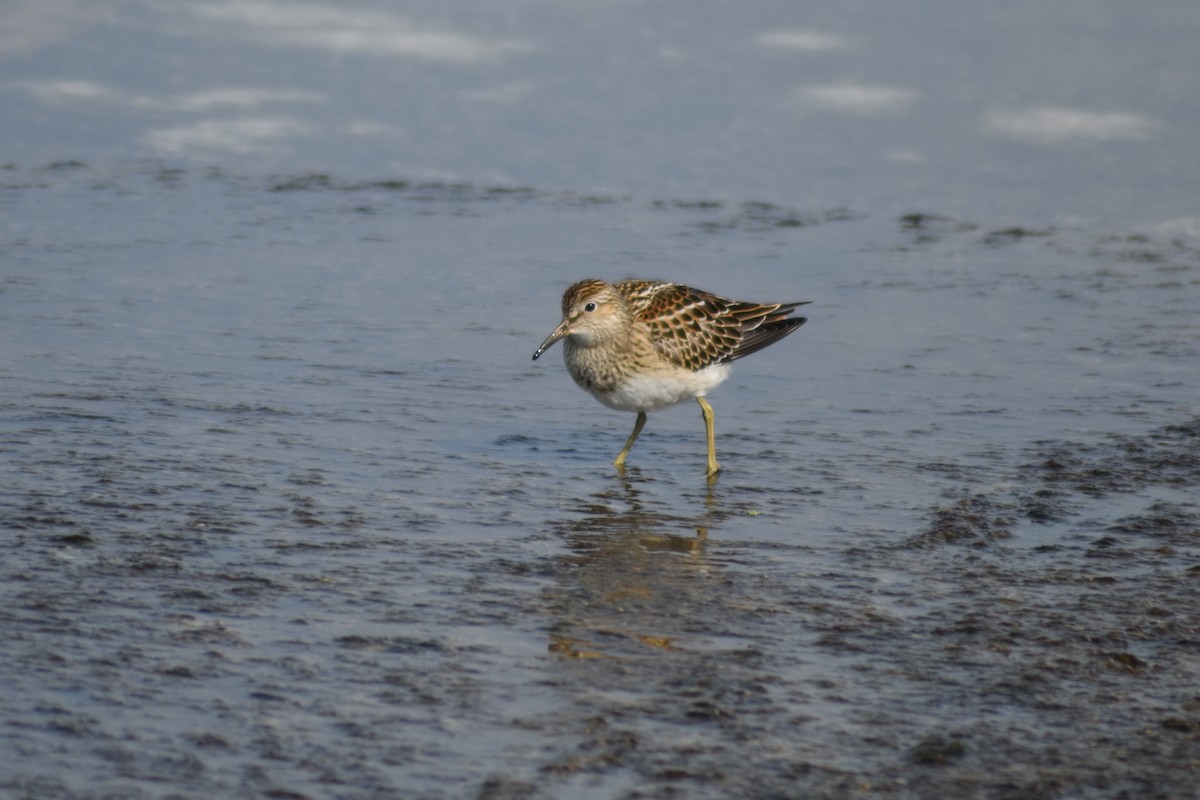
[584,302,597,312]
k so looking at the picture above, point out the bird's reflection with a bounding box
[546,469,730,660]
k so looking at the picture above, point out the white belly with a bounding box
[593,364,731,412]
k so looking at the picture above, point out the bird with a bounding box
[531,278,808,477]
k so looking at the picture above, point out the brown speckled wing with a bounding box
[618,280,806,371]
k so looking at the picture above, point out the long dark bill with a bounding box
[531,321,569,360]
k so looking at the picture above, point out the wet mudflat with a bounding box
[2,164,1198,800]
[3,2,1200,798]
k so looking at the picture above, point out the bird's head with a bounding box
[532,279,628,359]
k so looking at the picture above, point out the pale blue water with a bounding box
[2,3,1199,799]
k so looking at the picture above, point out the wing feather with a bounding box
[616,280,808,371]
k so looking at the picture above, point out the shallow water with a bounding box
[3,3,1200,799]
[4,162,1198,800]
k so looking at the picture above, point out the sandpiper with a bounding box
[532,278,808,476]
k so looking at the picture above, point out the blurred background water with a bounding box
[2,2,1199,799]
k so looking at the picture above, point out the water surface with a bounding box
[3,3,1200,799]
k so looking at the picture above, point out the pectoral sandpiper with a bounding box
[532,279,808,477]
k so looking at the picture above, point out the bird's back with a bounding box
[616,280,807,372]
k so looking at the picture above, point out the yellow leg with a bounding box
[696,396,720,477]
[612,411,647,470]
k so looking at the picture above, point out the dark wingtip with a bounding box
[725,315,808,362]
